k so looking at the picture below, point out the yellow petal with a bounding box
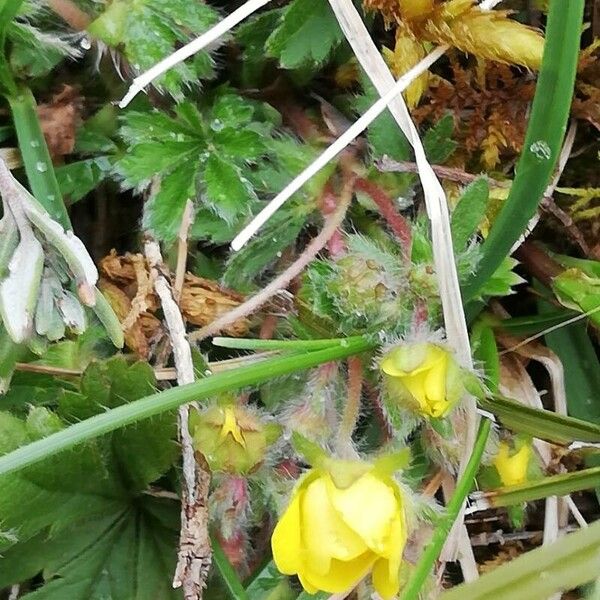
[401,373,428,412]
[302,476,367,574]
[327,473,398,555]
[271,490,303,575]
[424,353,448,405]
[371,501,406,598]
[372,557,400,600]
[302,552,376,594]
[494,442,531,487]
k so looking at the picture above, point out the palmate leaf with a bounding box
[0,357,180,598]
[117,95,280,241]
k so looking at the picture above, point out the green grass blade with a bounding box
[440,519,600,600]
[0,337,376,476]
[478,394,600,444]
[400,418,492,600]
[479,465,600,508]
[494,310,577,336]
[211,536,250,600]
[462,0,584,301]
[6,87,71,227]
[212,335,367,351]
[0,0,22,94]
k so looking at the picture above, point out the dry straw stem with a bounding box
[144,239,210,600]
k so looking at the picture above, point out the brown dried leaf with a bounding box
[37,86,83,159]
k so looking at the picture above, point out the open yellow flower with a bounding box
[380,342,463,418]
[272,462,406,599]
[494,441,531,487]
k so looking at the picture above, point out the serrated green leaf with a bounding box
[203,154,255,223]
[451,178,490,250]
[143,160,197,241]
[222,209,306,290]
[0,499,181,600]
[477,257,525,299]
[118,140,202,187]
[423,114,457,164]
[0,357,179,596]
[213,128,267,160]
[356,80,410,161]
[88,0,218,98]
[211,94,256,127]
[266,0,343,69]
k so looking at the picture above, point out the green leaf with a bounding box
[0,357,180,597]
[423,114,457,164]
[88,0,218,98]
[143,160,197,240]
[451,178,489,250]
[55,157,112,203]
[222,209,306,290]
[0,500,181,599]
[266,0,343,69]
[478,393,600,444]
[214,128,267,160]
[440,519,600,600]
[203,154,255,223]
[357,80,410,161]
[118,140,202,187]
[476,257,525,299]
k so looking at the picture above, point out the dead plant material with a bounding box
[99,251,249,356]
[413,58,535,169]
[37,86,83,159]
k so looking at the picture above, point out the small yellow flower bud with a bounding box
[380,342,464,419]
[189,405,279,474]
[494,441,531,487]
[272,461,407,599]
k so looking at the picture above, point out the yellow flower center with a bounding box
[219,407,246,448]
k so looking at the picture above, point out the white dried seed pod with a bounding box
[57,289,87,334]
[0,236,44,343]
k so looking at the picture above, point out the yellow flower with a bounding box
[189,405,279,474]
[380,342,463,418]
[272,462,406,599]
[494,441,531,487]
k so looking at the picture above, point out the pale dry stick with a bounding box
[174,200,195,302]
[189,179,354,342]
[324,0,483,569]
[230,46,447,251]
[144,240,210,600]
[119,0,272,107]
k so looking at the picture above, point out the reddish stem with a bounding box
[319,182,346,258]
[354,177,412,258]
